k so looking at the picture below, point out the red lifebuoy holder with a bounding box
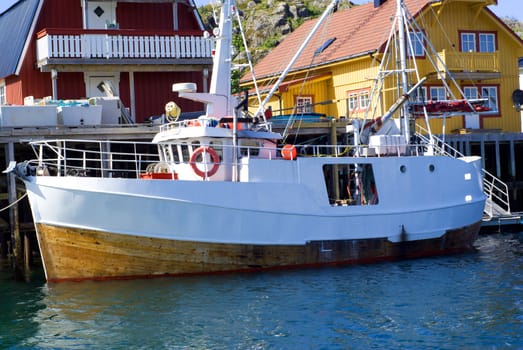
[190,146,220,178]
[281,144,297,160]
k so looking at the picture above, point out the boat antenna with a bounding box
[253,0,340,121]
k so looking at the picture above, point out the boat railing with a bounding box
[414,125,510,217]
[29,139,160,179]
[26,138,446,182]
[157,117,275,134]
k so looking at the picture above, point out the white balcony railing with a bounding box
[37,30,214,63]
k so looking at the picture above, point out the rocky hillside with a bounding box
[198,1,356,62]
[503,16,523,38]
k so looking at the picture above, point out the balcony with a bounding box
[427,49,500,80]
[36,29,214,70]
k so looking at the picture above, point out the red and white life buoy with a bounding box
[189,146,220,178]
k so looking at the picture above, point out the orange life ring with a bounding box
[190,146,220,178]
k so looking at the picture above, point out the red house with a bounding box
[0,0,213,123]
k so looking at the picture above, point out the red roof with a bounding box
[244,0,431,83]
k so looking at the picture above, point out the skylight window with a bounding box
[315,37,336,55]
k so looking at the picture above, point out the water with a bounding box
[1,232,522,349]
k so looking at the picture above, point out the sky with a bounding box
[0,0,521,21]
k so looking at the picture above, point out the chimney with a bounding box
[374,0,387,7]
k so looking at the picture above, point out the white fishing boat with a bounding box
[13,0,486,282]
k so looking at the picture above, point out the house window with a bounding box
[463,85,499,113]
[347,89,370,112]
[296,96,313,114]
[411,86,427,102]
[460,32,496,52]
[359,91,370,109]
[463,87,478,100]
[408,31,424,57]
[429,86,446,101]
[0,83,5,105]
[481,86,499,112]
[348,94,358,111]
[479,33,496,52]
[461,33,476,52]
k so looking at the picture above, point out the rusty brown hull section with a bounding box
[35,222,481,282]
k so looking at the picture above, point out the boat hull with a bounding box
[35,221,480,282]
[21,154,486,282]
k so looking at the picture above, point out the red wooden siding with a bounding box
[176,3,201,31]
[132,71,205,122]
[119,72,131,115]
[117,3,175,31]
[36,0,83,29]
[5,76,23,105]
[56,73,86,100]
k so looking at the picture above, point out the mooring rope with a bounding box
[0,192,28,213]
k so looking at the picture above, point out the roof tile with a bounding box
[245,0,430,82]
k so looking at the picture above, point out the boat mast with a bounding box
[175,0,236,118]
[209,0,233,116]
[396,0,410,143]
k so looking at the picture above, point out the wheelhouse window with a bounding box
[239,139,260,157]
[463,85,499,113]
[296,96,313,113]
[408,31,425,57]
[159,144,180,163]
[460,31,496,52]
[323,163,379,206]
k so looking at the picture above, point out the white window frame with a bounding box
[348,93,358,111]
[408,31,424,57]
[359,91,370,109]
[461,33,476,52]
[463,85,498,113]
[461,32,496,53]
[411,86,427,103]
[429,86,446,101]
[296,96,313,114]
[463,87,478,100]
[481,86,499,112]
[0,82,5,105]
[479,33,496,53]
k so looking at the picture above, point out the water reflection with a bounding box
[1,233,521,349]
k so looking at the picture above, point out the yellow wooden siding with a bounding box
[242,1,523,133]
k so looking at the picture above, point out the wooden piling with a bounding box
[5,142,25,279]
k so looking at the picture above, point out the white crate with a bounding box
[0,105,57,127]
[93,97,121,124]
[58,105,102,126]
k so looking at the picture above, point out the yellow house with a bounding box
[240,0,523,134]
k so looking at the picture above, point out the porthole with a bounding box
[429,164,435,172]
[400,165,406,173]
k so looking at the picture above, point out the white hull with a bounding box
[25,155,485,246]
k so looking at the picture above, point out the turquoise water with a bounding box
[1,232,522,349]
